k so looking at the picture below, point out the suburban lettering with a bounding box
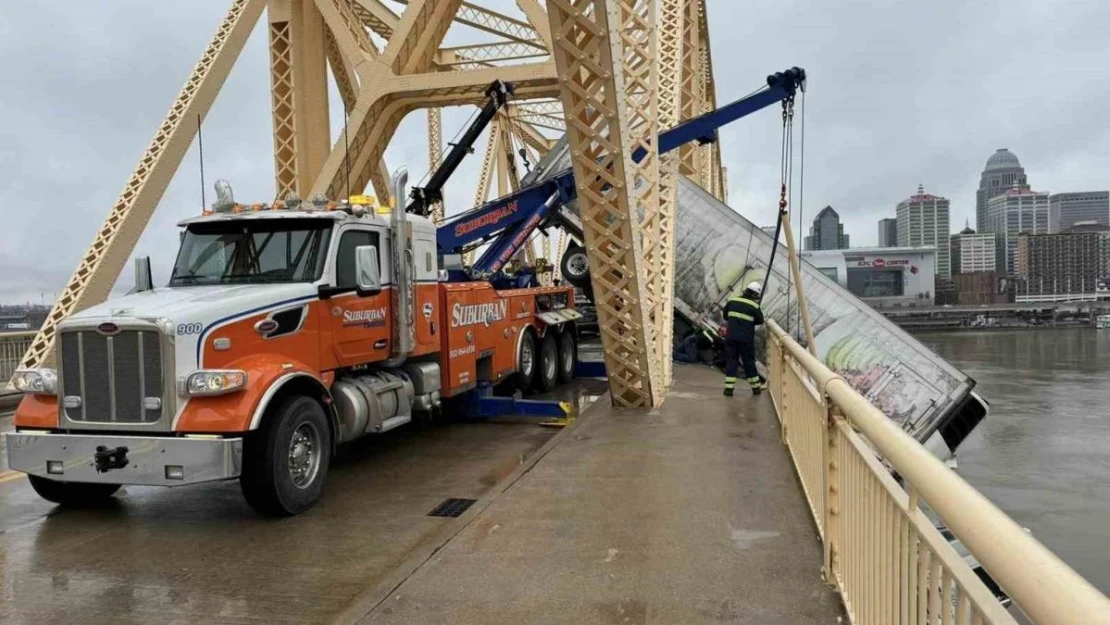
[451,301,508,328]
[454,201,519,238]
[342,307,388,327]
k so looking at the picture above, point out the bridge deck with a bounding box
[0,366,843,624]
[337,364,843,625]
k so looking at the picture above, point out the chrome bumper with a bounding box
[4,431,242,486]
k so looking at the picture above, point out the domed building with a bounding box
[975,148,1027,232]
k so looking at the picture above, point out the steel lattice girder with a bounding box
[547,0,661,407]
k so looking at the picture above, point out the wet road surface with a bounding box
[0,380,608,624]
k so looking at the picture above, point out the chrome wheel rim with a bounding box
[288,422,321,489]
[566,253,589,278]
[521,340,534,376]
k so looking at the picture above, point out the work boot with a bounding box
[752,387,762,396]
[723,388,734,397]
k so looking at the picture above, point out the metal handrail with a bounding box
[766,318,1110,624]
[1,331,37,389]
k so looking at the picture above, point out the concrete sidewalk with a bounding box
[341,365,843,625]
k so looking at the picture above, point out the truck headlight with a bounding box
[11,369,57,395]
[183,370,247,396]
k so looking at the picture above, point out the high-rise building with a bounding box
[1049,191,1110,233]
[897,185,951,278]
[1015,225,1110,302]
[950,225,997,274]
[976,149,1028,233]
[877,218,898,247]
[985,184,1050,274]
[803,206,849,250]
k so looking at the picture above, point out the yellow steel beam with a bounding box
[547,0,660,407]
[515,0,554,49]
[293,0,332,195]
[384,0,465,75]
[269,3,298,199]
[19,0,267,370]
[351,0,398,38]
[678,0,701,180]
[427,107,444,222]
[655,0,683,386]
[394,0,545,48]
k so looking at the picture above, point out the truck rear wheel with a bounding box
[240,395,332,517]
[561,244,591,289]
[535,332,559,392]
[515,331,537,391]
[28,475,120,506]
[557,330,577,384]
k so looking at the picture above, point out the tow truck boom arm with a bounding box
[437,67,806,274]
[407,80,514,217]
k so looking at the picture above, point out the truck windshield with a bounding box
[169,219,332,286]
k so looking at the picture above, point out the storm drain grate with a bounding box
[428,498,477,518]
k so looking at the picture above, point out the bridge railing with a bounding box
[765,318,1110,625]
[0,331,34,390]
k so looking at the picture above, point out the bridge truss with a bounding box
[19,0,724,408]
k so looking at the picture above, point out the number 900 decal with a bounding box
[176,323,203,335]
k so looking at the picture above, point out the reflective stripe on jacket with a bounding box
[724,296,764,343]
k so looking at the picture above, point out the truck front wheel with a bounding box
[28,475,120,506]
[240,395,332,517]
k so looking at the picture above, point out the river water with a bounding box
[914,328,1110,593]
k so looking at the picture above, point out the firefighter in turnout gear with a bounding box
[723,281,767,396]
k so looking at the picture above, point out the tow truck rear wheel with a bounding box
[557,329,577,384]
[535,332,559,392]
[515,330,538,391]
[241,395,332,517]
[28,476,120,506]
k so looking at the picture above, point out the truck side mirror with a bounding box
[355,245,381,297]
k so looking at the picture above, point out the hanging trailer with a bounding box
[437,66,986,463]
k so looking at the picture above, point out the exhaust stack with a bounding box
[389,168,415,362]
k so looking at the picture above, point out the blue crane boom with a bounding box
[437,67,806,279]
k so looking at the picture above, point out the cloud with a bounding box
[0,0,1107,304]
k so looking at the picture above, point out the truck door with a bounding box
[328,227,393,366]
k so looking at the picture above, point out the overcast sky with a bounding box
[1,0,1108,304]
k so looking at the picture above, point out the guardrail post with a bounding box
[778,342,788,446]
[823,396,840,587]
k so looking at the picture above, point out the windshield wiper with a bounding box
[169,273,206,285]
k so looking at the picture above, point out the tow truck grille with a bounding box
[60,329,164,424]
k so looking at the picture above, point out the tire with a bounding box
[535,331,559,392]
[557,329,577,384]
[561,244,591,289]
[28,475,120,506]
[240,395,332,517]
[515,330,538,391]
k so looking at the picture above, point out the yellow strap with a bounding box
[728,312,754,321]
